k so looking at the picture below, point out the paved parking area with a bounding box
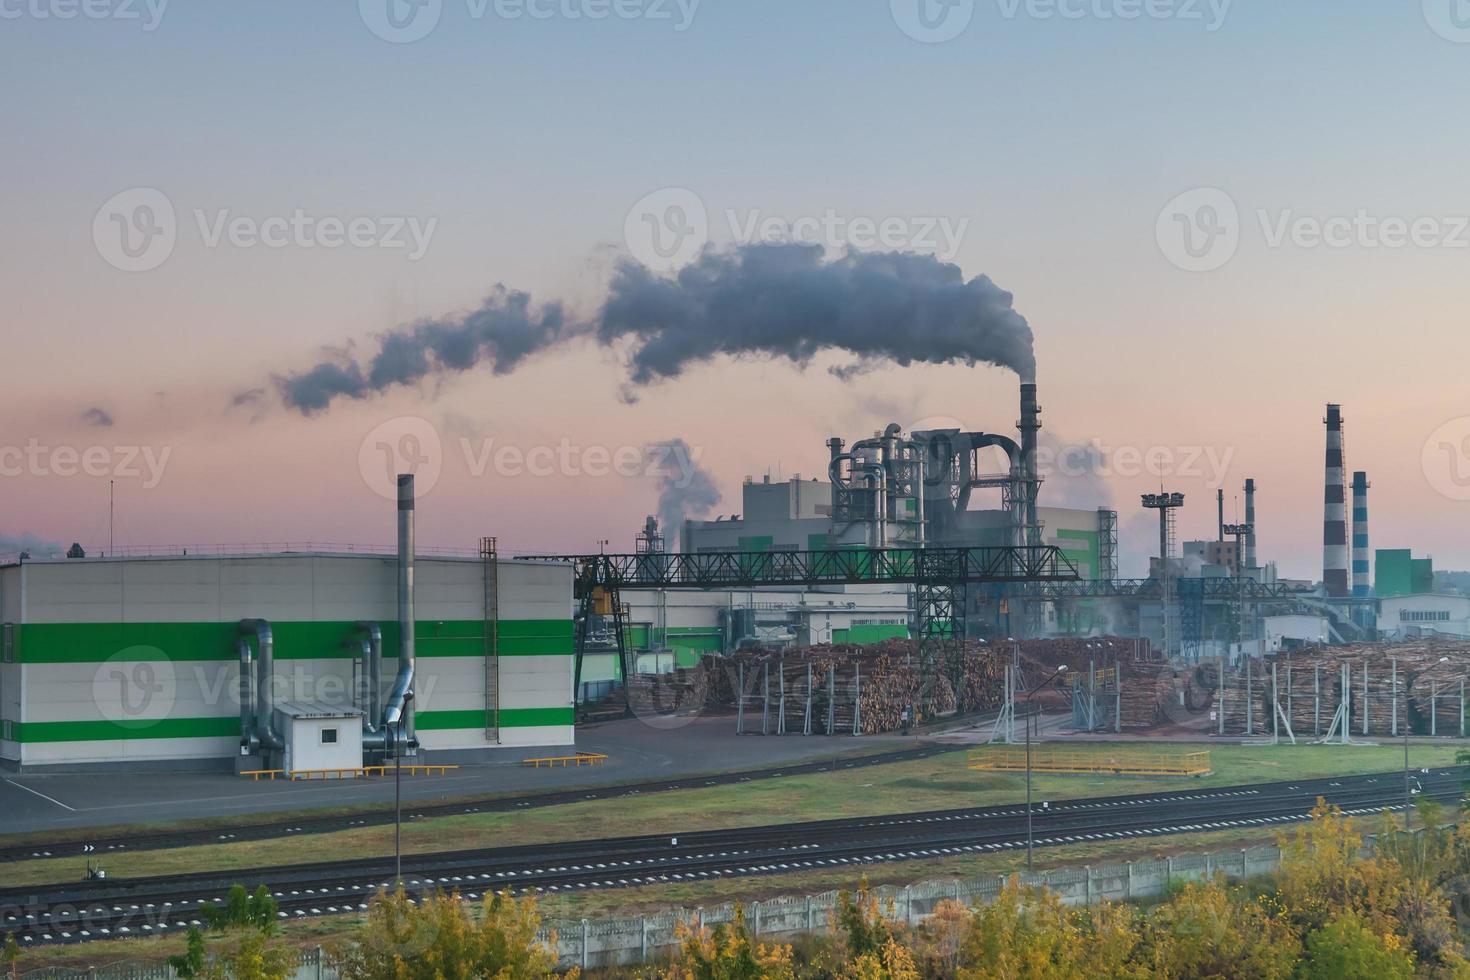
[0,715,910,836]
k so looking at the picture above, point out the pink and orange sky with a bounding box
[3,2,1469,579]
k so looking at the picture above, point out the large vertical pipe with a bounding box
[1352,471,1371,597]
[240,619,282,751]
[1244,478,1257,569]
[1323,405,1349,598]
[1019,383,1041,546]
[382,474,417,753]
[237,638,258,754]
[1216,489,1225,543]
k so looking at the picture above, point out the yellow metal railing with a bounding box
[239,764,459,780]
[967,747,1210,777]
[522,752,609,768]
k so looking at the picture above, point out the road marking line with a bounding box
[3,779,76,811]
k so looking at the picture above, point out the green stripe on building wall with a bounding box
[12,707,573,743]
[417,707,575,730]
[14,716,243,743]
[12,620,572,664]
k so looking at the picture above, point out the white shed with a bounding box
[275,700,364,773]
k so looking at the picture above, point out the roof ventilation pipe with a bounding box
[239,619,283,753]
[349,621,383,736]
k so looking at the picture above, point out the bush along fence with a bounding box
[20,832,1410,979]
[537,840,1301,970]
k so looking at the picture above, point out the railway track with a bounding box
[4,766,1463,947]
[0,743,951,865]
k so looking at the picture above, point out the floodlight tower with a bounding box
[1143,492,1186,658]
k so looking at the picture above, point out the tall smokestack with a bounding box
[1019,383,1041,545]
[1216,489,1224,543]
[384,473,417,754]
[1352,471,1370,597]
[1323,405,1349,598]
[1243,478,1257,569]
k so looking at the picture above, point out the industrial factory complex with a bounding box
[2,384,1467,772]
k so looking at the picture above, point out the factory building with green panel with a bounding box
[0,551,575,771]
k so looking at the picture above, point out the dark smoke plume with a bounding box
[648,438,721,534]
[279,287,574,414]
[601,245,1035,387]
[275,244,1035,414]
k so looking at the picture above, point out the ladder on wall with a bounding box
[481,536,500,743]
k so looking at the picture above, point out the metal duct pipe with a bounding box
[237,637,258,755]
[382,474,418,754]
[239,619,283,751]
[1244,478,1257,568]
[1352,471,1371,597]
[350,622,383,734]
[1323,405,1349,598]
[1216,489,1225,543]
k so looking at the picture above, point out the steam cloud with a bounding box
[648,438,721,534]
[275,244,1036,415]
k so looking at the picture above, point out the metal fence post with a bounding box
[581,918,590,972]
[1125,862,1133,900]
[697,906,705,931]
[640,915,648,963]
[1240,849,1248,879]
[1205,853,1213,879]
[904,885,914,926]
[1165,856,1173,889]
[805,895,814,931]
[1084,867,1092,906]
[753,901,761,937]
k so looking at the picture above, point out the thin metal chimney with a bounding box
[1352,471,1370,597]
[1216,489,1224,543]
[1243,478,1257,569]
[1323,405,1349,598]
[1019,383,1041,545]
[382,473,417,754]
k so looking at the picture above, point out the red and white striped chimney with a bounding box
[1323,405,1349,598]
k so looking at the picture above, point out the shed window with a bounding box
[321,728,338,744]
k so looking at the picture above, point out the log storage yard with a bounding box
[6,389,1470,974]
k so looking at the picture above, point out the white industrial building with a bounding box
[0,549,575,771]
[1377,594,1470,640]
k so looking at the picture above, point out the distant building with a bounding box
[1376,549,1435,598]
[1377,594,1470,640]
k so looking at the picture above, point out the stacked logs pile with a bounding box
[1207,639,1470,736]
[710,640,1008,734]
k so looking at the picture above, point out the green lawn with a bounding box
[5,741,1463,889]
